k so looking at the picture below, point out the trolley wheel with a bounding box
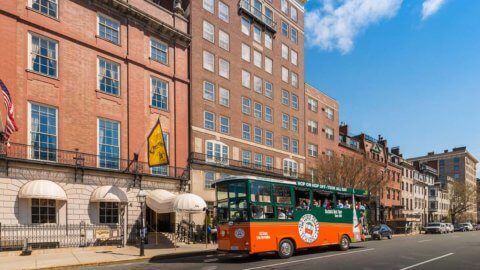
[338,235,350,251]
[278,239,294,259]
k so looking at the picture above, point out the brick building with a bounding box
[0,0,191,244]
[186,0,307,211]
[304,83,339,182]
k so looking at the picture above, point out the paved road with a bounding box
[83,231,480,270]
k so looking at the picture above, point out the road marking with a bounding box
[204,258,219,263]
[417,239,432,243]
[241,248,374,270]
[399,253,454,270]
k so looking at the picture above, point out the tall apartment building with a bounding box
[0,0,190,241]
[429,178,452,222]
[304,83,339,182]
[409,147,478,223]
[186,0,307,209]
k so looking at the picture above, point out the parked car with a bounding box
[460,223,474,231]
[424,222,447,234]
[371,224,393,240]
[445,223,454,233]
[454,224,466,232]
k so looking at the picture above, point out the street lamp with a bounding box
[137,189,147,257]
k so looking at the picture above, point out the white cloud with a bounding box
[421,0,446,20]
[305,0,403,54]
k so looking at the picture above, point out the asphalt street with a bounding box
[83,231,480,270]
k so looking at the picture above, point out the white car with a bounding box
[424,222,447,234]
[460,223,474,231]
[445,223,454,233]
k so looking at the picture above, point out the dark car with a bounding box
[454,224,466,232]
[371,224,393,240]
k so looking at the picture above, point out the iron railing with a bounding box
[189,152,306,181]
[238,0,277,33]
[0,143,187,179]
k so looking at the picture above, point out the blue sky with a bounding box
[304,0,480,166]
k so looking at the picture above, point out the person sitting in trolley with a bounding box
[323,198,331,209]
[337,200,344,208]
[345,200,351,209]
[278,209,287,219]
[252,206,266,219]
[313,199,321,207]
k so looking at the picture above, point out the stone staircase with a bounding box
[145,232,180,248]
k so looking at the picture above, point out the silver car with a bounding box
[460,222,474,231]
[445,223,454,233]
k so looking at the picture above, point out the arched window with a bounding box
[283,158,298,178]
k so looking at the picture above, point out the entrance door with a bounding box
[146,207,175,232]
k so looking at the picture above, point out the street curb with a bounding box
[33,249,217,270]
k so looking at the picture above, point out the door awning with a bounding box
[90,185,128,203]
[173,193,207,213]
[146,189,176,214]
[18,180,67,200]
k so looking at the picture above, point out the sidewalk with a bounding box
[0,244,217,270]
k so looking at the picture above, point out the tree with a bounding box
[449,181,476,224]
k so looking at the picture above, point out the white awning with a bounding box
[173,193,207,213]
[18,180,67,200]
[90,185,128,203]
[146,189,176,214]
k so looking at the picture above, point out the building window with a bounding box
[31,198,56,224]
[205,171,215,189]
[291,28,298,43]
[31,0,58,18]
[283,159,298,177]
[292,140,298,154]
[242,70,251,88]
[242,43,251,62]
[281,67,289,83]
[151,133,169,175]
[254,102,262,119]
[292,94,299,110]
[308,97,318,112]
[98,58,120,95]
[282,136,289,151]
[308,120,318,134]
[241,17,250,36]
[242,123,251,140]
[150,38,168,64]
[219,58,230,79]
[253,50,262,68]
[281,21,288,37]
[204,111,215,130]
[218,1,229,22]
[98,14,120,44]
[29,33,58,77]
[308,144,318,157]
[253,25,262,43]
[242,150,251,167]
[291,6,298,21]
[254,153,263,169]
[291,50,298,66]
[203,81,215,101]
[98,119,120,169]
[99,202,119,224]
[151,77,168,110]
[219,30,230,51]
[265,81,273,98]
[265,33,272,49]
[281,44,289,60]
[265,57,273,74]
[291,72,298,88]
[325,106,334,120]
[254,127,263,144]
[325,127,334,140]
[282,113,289,129]
[203,0,214,13]
[219,87,230,107]
[265,106,273,122]
[203,50,214,72]
[203,20,215,43]
[265,131,273,147]
[281,0,288,14]
[292,117,298,132]
[220,116,230,134]
[282,90,289,105]
[326,149,334,158]
[30,103,57,161]
[206,141,229,165]
[266,156,273,170]
[242,97,251,114]
[254,76,262,93]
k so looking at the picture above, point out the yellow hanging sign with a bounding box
[147,119,169,167]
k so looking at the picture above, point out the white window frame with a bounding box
[241,17,250,36]
[97,57,120,96]
[204,111,215,130]
[325,106,334,120]
[291,49,298,66]
[220,116,230,134]
[150,77,169,110]
[203,0,214,13]
[281,66,289,83]
[203,80,215,101]
[28,102,58,162]
[97,118,120,170]
[242,70,251,88]
[150,37,168,65]
[219,87,229,107]
[219,30,230,51]
[205,140,229,165]
[242,97,251,115]
[97,13,121,45]
[29,0,58,19]
[241,43,251,62]
[203,50,215,72]
[265,106,273,123]
[254,102,262,119]
[265,57,273,74]
[325,127,334,140]
[265,32,272,49]
[242,123,251,141]
[204,171,215,189]
[203,20,215,43]
[265,81,273,98]
[253,50,262,68]
[253,25,262,43]
[265,131,273,147]
[281,44,289,60]
[254,76,262,93]
[218,1,229,22]
[28,32,59,78]
[283,158,298,178]
[219,58,230,79]
[308,144,318,157]
[254,127,262,144]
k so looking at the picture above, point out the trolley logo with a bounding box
[298,214,319,243]
[325,209,343,218]
[234,228,245,239]
[256,232,271,240]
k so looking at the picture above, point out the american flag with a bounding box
[0,80,19,142]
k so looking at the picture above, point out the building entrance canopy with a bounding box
[90,185,128,203]
[146,190,207,214]
[18,180,67,200]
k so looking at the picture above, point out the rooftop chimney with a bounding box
[428,151,435,156]
[339,124,349,136]
[444,150,448,153]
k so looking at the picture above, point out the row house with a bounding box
[0,0,191,246]
[429,177,453,222]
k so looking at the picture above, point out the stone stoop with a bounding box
[146,232,183,248]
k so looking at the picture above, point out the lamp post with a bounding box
[137,189,147,257]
